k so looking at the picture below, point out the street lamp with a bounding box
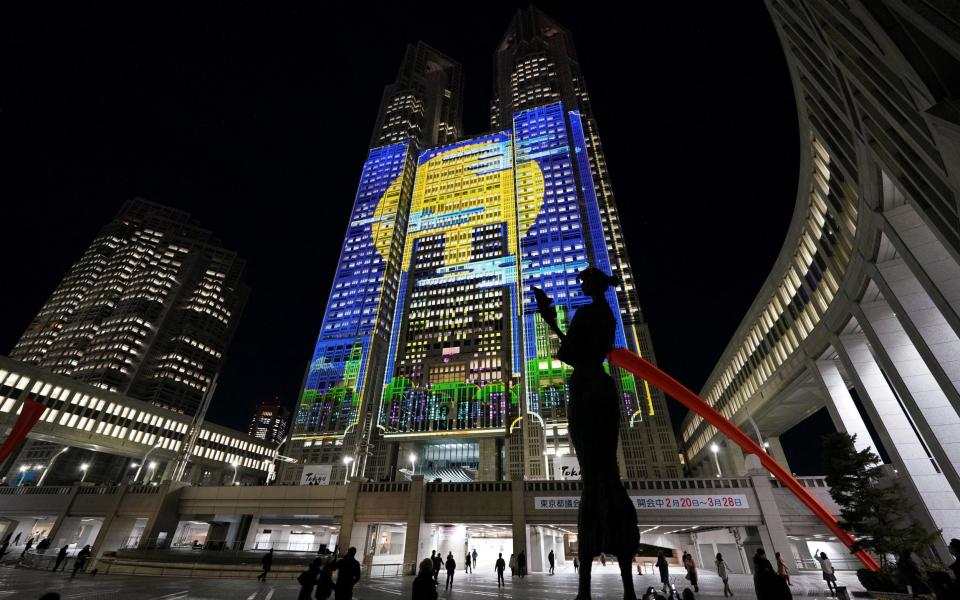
[37,447,69,486]
[145,461,158,484]
[710,443,722,478]
[133,443,163,483]
[342,456,354,484]
[265,436,288,486]
[409,453,417,477]
[16,465,28,487]
[230,460,239,486]
[79,463,89,483]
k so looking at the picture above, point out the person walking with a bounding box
[495,552,506,588]
[71,545,91,578]
[444,552,456,590]
[776,551,791,586]
[53,545,69,572]
[412,559,437,600]
[682,551,699,593]
[334,547,361,600]
[20,537,34,558]
[431,550,442,585]
[257,548,273,581]
[464,550,471,574]
[509,553,517,577]
[815,551,837,597]
[656,550,670,593]
[315,560,338,600]
[298,558,323,600]
[548,549,555,575]
[13,533,21,546]
[716,552,733,597]
[517,550,526,578]
[573,556,579,574]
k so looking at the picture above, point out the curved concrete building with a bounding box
[682,0,960,556]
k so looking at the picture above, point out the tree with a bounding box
[821,432,939,569]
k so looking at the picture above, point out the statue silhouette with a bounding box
[534,267,639,600]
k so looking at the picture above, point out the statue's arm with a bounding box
[532,287,566,340]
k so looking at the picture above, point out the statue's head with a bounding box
[577,267,619,298]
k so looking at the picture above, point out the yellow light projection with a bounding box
[372,135,544,268]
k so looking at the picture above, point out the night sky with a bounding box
[4,3,819,469]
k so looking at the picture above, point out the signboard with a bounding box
[534,494,750,511]
[300,464,333,486]
[553,454,581,480]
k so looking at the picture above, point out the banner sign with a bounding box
[300,464,333,486]
[552,454,581,480]
[534,494,750,510]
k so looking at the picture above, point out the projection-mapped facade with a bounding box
[286,9,681,484]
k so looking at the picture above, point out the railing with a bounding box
[358,482,410,493]
[427,481,512,493]
[770,477,829,489]
[127,484,161,494]
[0,485,72,495]
[365,563,406,578]
[77,485,120,495]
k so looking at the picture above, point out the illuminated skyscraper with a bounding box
[248,397,290,447]
[11,198,248,416]
[286,10,680,484]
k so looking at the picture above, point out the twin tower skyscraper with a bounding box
[284,8,680,484]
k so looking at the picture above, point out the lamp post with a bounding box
[133,443,163,483]
[37,447,69,486]
[79,463,89,483]
[265,436,288,486]
[409,453,417,477]
[342,456,354,485]
[230,460,239,486]
[710,443,722,478]
[16,465,28,487]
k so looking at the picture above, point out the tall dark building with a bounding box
[248,397,290,447]
[284,9,680,484]
[11,198,248,416]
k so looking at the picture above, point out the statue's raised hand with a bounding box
[532,287,556,322]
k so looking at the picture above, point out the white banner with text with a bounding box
[534,494,750,510]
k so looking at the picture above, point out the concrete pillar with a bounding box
[45,485,81,547]
[337,481,361,557]
[746,455,792,563]
[400,477,428,575]
[89,483,131,566]
[813,357,881,455]
[479,439,498,481]
[765,437,791,474]
[720,443,747,477]
[857,295,960,497]
[139,481,190,549]
[243,514,262,551]
[837,329,960,543]
[511,477,526,560]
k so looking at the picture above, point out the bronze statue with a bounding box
[534,267,639,600]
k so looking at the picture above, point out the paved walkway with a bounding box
[1,564,864,599]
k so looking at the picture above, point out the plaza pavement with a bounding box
[2,564,864,599]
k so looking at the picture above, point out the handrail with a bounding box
[608,347,879,571]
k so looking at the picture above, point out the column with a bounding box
[89,483,131,566]
[765,437,791,474]
[857,293,960,495]
[837,329,960,543]
[243,515,262,551]
[813,357,880,455]
[400,477,428,575]
[511,477,526,560]
[338,481,361,557]
[746,455,792,562]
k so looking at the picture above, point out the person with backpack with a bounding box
[444,552,456,590]
[298,558,323,600]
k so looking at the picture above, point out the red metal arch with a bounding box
[608,348,879,571]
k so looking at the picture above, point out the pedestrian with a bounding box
[716,552,732,598]
[495,552,506,588]
[334,547,361,600]
[815,551,837,597]
[682,551,699,593]
[71,545,91,578]
[464,550,471,574]
[53,545,69,572]
[517,550,526,578]
[431,550,442,584]
[656,550,670,593]
[21,537,34,558]
[13,532,21,546]
[298,558,323,600]
[471,548,477,567]
[445,552,456,590]
[949,538,960,581]
[600,553,606,567]
[36,538,51,554]
[412,558,437,600]
[776,551,791,586]
[573,556,579,574]
[548,549,555,575]
[753,549,790,599]
[257,548,273,581]
[509,552,516,577]
[315,560,338,600]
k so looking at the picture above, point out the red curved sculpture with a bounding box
[608,348,880,572]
